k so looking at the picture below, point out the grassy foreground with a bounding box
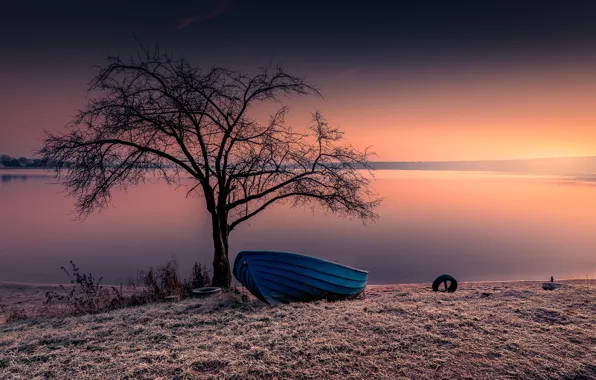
[0,281,594,379]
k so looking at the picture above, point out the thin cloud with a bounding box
[336,67,362,79]
[176,0,232,30]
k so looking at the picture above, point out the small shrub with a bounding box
[44,261,154,316]
[159,258,183,297]
[5,305,30,323]
[5,257,213,323]
[139,267,161,298]
[45,261,115,316]
[107,282,156,309]
[135,256,211,299]
[182,262,212,297]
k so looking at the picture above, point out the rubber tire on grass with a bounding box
[432,274,458,293]
[191,287,222,298]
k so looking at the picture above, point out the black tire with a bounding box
[191,287,222,297]
[432,274,458,293]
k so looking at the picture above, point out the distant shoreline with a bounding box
[0,167,52,170]
[3,155,596,168]
[2,160,595,177]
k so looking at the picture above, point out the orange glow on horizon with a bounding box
[3,60,596,162]
[272,62,596,161]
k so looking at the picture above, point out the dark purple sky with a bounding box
[3,0,596,65]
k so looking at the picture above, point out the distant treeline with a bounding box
[0,155,49,168]
[3,153,596,175]
[369,156,596,175]
[0,154,155,169]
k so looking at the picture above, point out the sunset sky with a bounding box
[2,0,596,161]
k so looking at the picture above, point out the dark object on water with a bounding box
[233,250,368,305]
[191,287,222,297]
[432,274,458,293]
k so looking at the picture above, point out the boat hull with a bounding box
[233,250,368,304]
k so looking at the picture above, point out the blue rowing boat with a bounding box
[233,250,368,304]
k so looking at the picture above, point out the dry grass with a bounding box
[0,258,212,324]
[0,281,594,379]
[0,283,64,325]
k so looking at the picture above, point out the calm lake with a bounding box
[1,169,595,285]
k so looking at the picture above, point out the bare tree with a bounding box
[39,44,382,287]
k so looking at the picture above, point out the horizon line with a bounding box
[371,155,596,164]
[3,154,596,165]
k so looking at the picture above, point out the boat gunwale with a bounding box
[236,250,369,275]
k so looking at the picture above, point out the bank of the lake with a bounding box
[1,280,594,379]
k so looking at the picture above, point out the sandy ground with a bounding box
[0,280,595,379]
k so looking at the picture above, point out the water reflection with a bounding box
[2,174,29,183]
[0,169,594,285]
[1,172,54,184]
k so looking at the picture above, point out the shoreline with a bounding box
[1,278,592,322]
[2,278,593,325]
[2,277,591,289]
[1,277,592,287]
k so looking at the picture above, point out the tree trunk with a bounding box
[210,211,232,288]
